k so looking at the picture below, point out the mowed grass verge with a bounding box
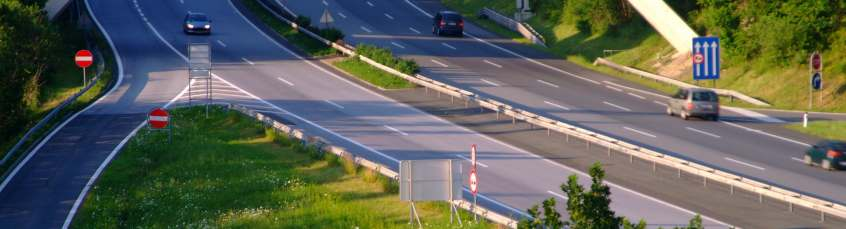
[786,121,846,142]
[73,106,492,228]
[240,0,336,57]
[333,58,416,89]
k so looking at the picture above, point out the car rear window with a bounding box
[830,143,846,151]
[692,92,717,102]
[443,14,462,21]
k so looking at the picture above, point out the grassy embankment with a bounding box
[441,0,846,111]
[787,121,846,142]
[72,106,491,228]
[333,58,416,89]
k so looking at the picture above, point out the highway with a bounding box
[0,0,728,228]
[281,0,846,206]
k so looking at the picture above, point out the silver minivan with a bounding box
[666,88,719,121]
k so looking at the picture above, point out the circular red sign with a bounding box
[811,53,822,71]
[692,53,704,64]
[75,50,93,68]
[148,108,169,129]
[469,170,478,194]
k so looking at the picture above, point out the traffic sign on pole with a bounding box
[75,50,93,68]
[812,72,822,90]
[148,108,170,129]
[692,37,720,80]
[811,52,822,72]
[469,169,478,194]
[320,8,334,27]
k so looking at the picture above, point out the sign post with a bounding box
[320,8,334,29]
[692,37,720,88]
[75,50,94,87]
[470,144,478,222]
[806,52,823,128]
[148,107,172,143]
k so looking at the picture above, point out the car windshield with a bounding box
[692,92,717,102]
[189,14,208,21]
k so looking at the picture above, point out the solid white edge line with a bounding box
[685,127,721,138]
[441,42,457,50]
[276,77,294,86]
[624,126,657,138]
[360,26,371,33]
[536,79,559,88]
[216,39,227,47]
[455,154,489,168]
[366,1,374,7]
[241,57,255,65]
[653,100,667,106]
[390,42,405,49]
[383,125,409,136]
[384,13,394,20]
[480,79,499,87]
[791,157,804,163]
[719,121,811,147]
[543,101,570,111]
[324,99,344,109]
[337,12,346,19]
[605,85,623,92]
[430,59,448,67]
[627,92,646,100]
[483,59,502,68]
[547,190,568,200]
[409,27,421,34]
[603,101,631,112]
[725,157,765,171]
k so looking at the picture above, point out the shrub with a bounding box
[318,28,344,42]
[355,44,419,75]
[293,15,311,28]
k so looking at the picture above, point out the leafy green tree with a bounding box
[542,198,563,228]
[562,162,621,228]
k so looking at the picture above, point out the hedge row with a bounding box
[355,44,419,75]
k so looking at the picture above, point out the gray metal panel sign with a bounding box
[399,160,462,201]
[188,43,211,79]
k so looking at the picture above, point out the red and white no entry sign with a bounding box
[811,52,822,72]
[148,108,170,129]
[469,169,478,194]
[75,50,93,68]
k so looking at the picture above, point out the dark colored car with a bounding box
[804,140,846,170]
[666,88,719,121]
[432,11,463,37]
[184,12,211,34]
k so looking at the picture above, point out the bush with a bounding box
[355,44,419,75]
[318,28,344,42]
[293,15,311,28]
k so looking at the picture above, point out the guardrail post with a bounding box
[451,95,454,103]
[629,154,633,163]
[565,133,569,143]
[424,87,428,94]
[512,116,516,125]
[607,145,612,157]
[652,160,656,173]
[703,175,707,186]
[529,123,533,130]
[547,128,550,136]
[730,184,734,195]
[758,192,763,203]
[437,91,441,98]
[464,98,468,108]
[586,140,591,150]
[677,167,681,178]
[789,202,793,212]
[821,210,825,222]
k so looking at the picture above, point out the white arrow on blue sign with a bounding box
[812,72,822,90]
[692,37,720,80]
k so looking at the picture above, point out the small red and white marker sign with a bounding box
[692,53,704,64]
[148,108,170,129]
[469,169,478,194]
[811,52,822,72]
[75,50,93,68]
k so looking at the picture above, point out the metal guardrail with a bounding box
[256,0,846,223]
[594,57,771,106]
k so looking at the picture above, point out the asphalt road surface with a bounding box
[0,0,729,228]
[281,0,846,207]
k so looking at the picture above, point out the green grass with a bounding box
[241,0,337,57]
[787,121,846,142]
[72,106,491,228]
[333,58,416,89]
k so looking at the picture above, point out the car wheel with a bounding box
[711,115,719,121]
[666,107,673,116]
[804,155,813,166]
[680,112,689,120]
[822,160,832,170]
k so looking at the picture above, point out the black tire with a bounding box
[711,115,719,121]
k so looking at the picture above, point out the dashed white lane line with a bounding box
[276,77,294,86]
[603,101,631,112]
[725,157,765,170]
[686,127,721,138]
[480,79,500,87]
[366,1,374,7]
[537,80,559,88]
[383,125,408,136]
[624,126,657,138]
[430,59,448,67]
[390,42,405,49]
[456,154,489,168]
[337,12,347,19]
[441,42,457,50]
[653,100,666,106]
[180,0,183,4]
[605,85,623,92]
[216,40,226,47]
[360,26,372,33]
[483,59,502,68]
[384,13,394,20]
[791,157,804,163]
[241,57,255,65]
[322,0,328,6]
[628,93,646,100]
[324,100,344,109]
[544,101,570,111]
[719,121,811,147]
[547,190,568,200]
[409,27,421,34]
[603,80,670,99]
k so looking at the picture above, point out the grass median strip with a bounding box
[333,58,416,90]
[240,0,337,57]
[786,121,846,142]
[73,106,489,228]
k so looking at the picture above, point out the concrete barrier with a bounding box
[627,0,698,56]
[478,7,546,47]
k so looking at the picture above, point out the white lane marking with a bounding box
[603,101,631,112]
[322,0,327,6]
[430,59,448,67]
[216,39,227,47]
[180,0,183,4]
[441,42,457,50]
[721,106,785,123]
[627,93,646,100]
[624,126,657,138]
[456,154,489,168]
[390,42,405,49]
[483,59,502,68]
[360,26,372,33]
[366,1,374,7]
[603,80,670,99]
[242,57,255,65]
[536,80,559,88]
[725,157,765,171]
[480,79,500,87]
[605,85,623,92]
[276,77,294,86]
[547,190,568,200]
[686,127,721,138]
[324,100,344,109]
[409,27,421,34]
[653,100,667,106]
[337,12,347,19]
[720,121,811,147]
[383,125,409,136]
[544,101,570,111]
[791,157,804,163]
[384,13,394,20]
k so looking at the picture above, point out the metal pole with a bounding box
[83,67,87,88]
[473,195,478,222]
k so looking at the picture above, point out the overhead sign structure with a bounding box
[692,37,720,80]
[812,72,822,91]
[148,108,170,129]
[75,50,93,87]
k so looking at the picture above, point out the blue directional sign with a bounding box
[812,72,822,90]
[692,37,720,80]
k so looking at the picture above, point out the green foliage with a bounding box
[318,27,344,42]
[517,204,544,229]
[562,162,621,228]
[333,58,415,89]
[542,198,564,228]
[528,0,626,34]
[242,0,337,57]
[355,44,419,75]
